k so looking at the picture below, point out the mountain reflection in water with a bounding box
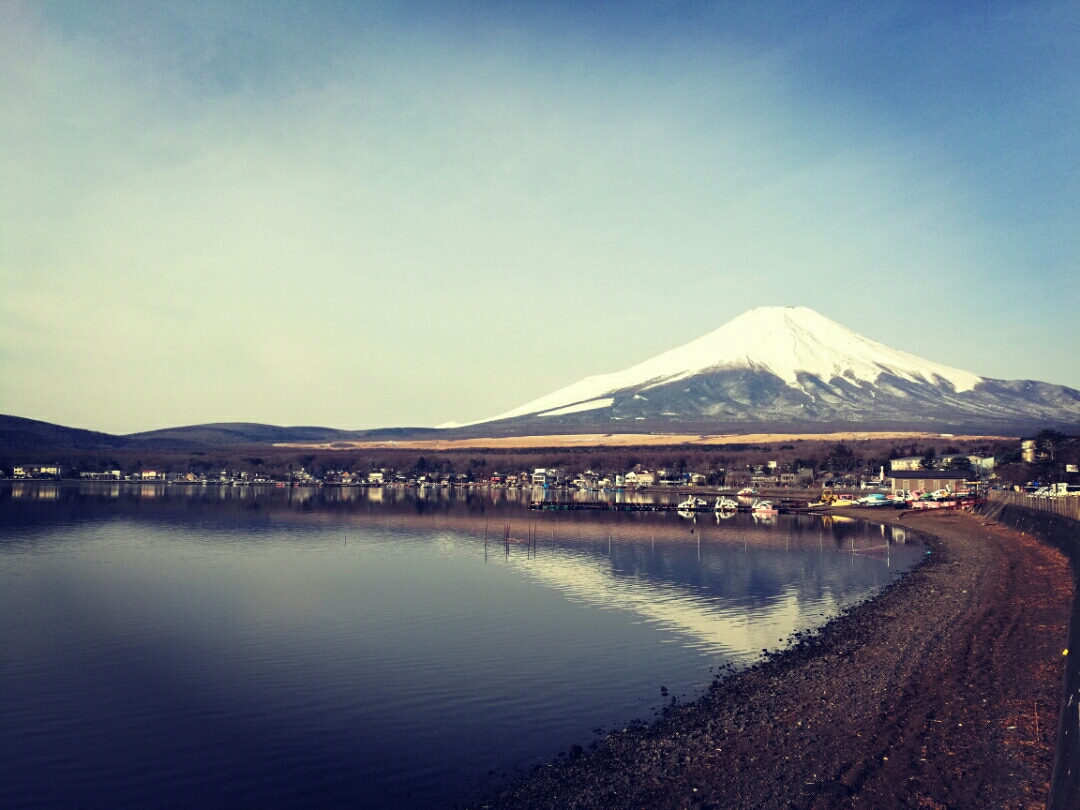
[0,484,922,810]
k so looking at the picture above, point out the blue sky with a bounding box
[2,1,1078,433]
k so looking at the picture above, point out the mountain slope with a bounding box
[124,423,359,448]
[0,416,449,454]
[0,415,128,452]
[0,418,373,453]
[443,306,1080,434]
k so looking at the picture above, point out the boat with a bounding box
[910,497,959,510]
[677,496,707,511]
[714,496,738,512]
[751,499,778,514]
[857,493,893,507]
[737,487,757,496]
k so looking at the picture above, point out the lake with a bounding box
[0,483,923,810]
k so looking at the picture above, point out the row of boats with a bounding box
[825,490,981,509]
[676,488,980,517]
[677,495,776,515]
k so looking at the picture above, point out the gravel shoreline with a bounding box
[468,509,1072,810]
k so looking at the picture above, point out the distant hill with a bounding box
[123,423,360,449]
[0,417,401,454]
[0,415,128,453]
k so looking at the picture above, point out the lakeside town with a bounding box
[6,435,1078,498]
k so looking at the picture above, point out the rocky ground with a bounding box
[467,509,1073,810]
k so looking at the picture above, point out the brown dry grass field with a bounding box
[278,430,1014,452]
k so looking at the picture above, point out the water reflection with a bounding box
[0,483,919,667]
[0,482,925,810]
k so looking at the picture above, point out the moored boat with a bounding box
[714,496,738,512]
[677,495,707,511]
[857,493,893,507]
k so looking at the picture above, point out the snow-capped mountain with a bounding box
[444,306,1080,433]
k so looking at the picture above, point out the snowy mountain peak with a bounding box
[460,307,984,425]
[712,306,983,394]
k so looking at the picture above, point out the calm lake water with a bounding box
[0,484,923,810]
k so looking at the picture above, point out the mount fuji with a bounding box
[442,306,1080,435]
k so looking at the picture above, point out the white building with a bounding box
[14,465,60,478]
[624,470,655,487]
[890,454,994,473]
[889,456,924,471]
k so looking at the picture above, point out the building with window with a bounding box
[13,465,60,478]
[884,470,978,494]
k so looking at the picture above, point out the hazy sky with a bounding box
[3,1,1078,434]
